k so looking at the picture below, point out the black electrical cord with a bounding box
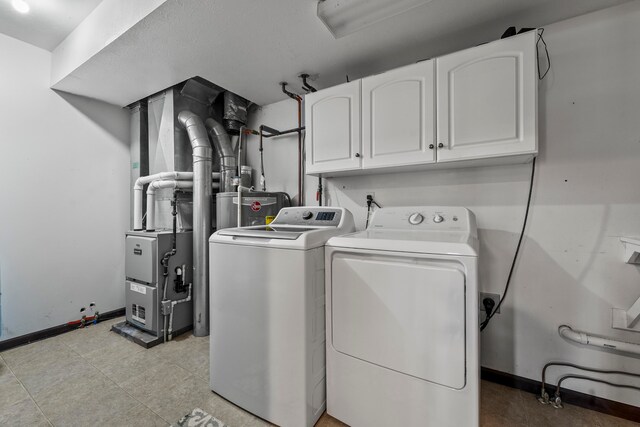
[282,192,292,207]
[365,195,382,229]
[537,28,551,80]
[482,298,496,323]
[259,126,266,191]
[481,158,536,331]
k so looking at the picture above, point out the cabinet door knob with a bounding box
[355,153,361,157]
[438,143,444,148]
[428,144,434,149]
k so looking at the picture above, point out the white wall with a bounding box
[246,2,640,406]
[0,34,130,341]
[51,0,167,85]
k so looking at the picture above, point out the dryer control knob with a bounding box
[433,214,444,223]
[408,213,424,225]
[302,211,313,220]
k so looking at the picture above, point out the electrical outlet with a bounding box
[479,292,501,313]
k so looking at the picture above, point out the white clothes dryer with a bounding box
[325,206,479,427]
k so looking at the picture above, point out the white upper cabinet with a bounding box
[436,31,537,162]
[362,60,436,168]
[304,31,538,176]
[305,80,361,175]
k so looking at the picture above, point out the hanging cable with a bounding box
[259,125,266,191]
[537,28,551,80]
[317,177,323,206]
[365,195,382,229]
[481,158,536,331]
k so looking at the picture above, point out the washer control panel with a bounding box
[271,207,344,227]
[370,206,474,233]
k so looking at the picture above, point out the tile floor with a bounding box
[0,316,637,426]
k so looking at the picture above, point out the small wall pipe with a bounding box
[559,325,640,355]
[145,180,193,232]
[538,361,640,405]
[550,374,640,409]
[168,283,192,341]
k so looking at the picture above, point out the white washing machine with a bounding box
[209,207,355,427]
[325,206,479,427]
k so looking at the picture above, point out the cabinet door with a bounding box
[362,60,435,169]
[436,31,537,162]
[305,80,361,175]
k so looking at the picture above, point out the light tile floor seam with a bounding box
[518,388,533,427]
[67,327,169,425]
[0,352,54,427]
[90,362,169,425]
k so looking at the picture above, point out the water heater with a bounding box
[216,191,290,230]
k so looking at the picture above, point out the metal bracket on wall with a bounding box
[612,237,640,331]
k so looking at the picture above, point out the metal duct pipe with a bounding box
[178,111,213,337]
[205,118,237,192]
[222,92,249,135]
[145,179,194,232]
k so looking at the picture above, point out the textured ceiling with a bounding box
[51,0,631,106]
[0,0,102,51]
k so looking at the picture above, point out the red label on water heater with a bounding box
[250,201,262,212]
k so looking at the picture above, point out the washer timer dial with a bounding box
[433,214,444,223]
[408,213,424,225]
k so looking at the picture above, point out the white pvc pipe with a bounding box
[133,172,221,230]
[559,325,640,355]
[133,172,193,230]
[168,283,192,341]
[145,180,193,231]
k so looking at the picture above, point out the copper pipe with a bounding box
[280,82,303,206]
[296,96,302,206]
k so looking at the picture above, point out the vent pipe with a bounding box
[133,171,194,230]
[222,92,249,135]
[145,180,194,232]
[178,111,212,337]
[205,118,237,192]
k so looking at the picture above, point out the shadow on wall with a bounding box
[54,90,130,145]
[481,230,640,382]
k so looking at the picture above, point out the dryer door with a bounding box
[331,252,466,389]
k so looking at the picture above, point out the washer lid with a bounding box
[210,207,356,250]
[217,226,317,240]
